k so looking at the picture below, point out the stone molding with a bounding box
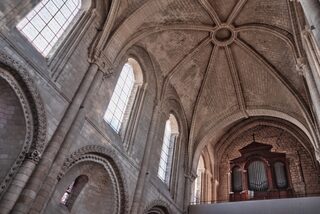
[0,52,47,196]
[58,145,129,214]
[296,57,309,76]
[144,200,172,214]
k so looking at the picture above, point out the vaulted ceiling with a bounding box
[105,0,312,146]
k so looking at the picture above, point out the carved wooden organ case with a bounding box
[229,140,293,201]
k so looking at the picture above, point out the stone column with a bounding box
[201,171,206,202]
[301,28,320,96]
[242,169,248,200]
[299,0,320,47]
[29,68,104,213]
[183,172,197,211]
[130,104,161,214]
[0,150,40,213]
[227,171,231,199]
[205,170,213,202]
[297,58,320,139]
[11,63,99,214]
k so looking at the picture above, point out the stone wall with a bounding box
[0,77,26,182]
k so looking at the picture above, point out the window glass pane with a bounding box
[54,0,65,8]
[104,63,135,133]
[16,0,81,56]
[41,27,55,42]
[31,15,46,30]
[48,18,61,33]
[22,23,39,41]
[158,119,173,183]
[33,34,49,51]
[46,1,59,15]
[55,11,67,24]
[61,5,72,18]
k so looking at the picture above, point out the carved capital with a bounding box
[296,57,309,76]
[26,150,41,163]
[185,170,198,182]
[302,25,313,36]
[90,52,114,77]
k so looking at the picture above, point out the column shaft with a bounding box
[300,0,320,47]
[12,63,99,214]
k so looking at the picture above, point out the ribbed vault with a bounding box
[104,0,314,158]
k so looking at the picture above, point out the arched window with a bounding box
[248,160,268,191]
[104,58,143,134]
[194,155,205,203]
[232,166,242,192]
[16,0,81,56]
[61,175,88,210]
[158,114,179,184]
[274,161,288,189]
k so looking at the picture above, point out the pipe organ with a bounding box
[229,138,293,201]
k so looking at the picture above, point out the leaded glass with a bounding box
[17,0,81,56]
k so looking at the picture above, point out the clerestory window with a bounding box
[16,0,81,56]
[158,114,179,184]
[104,59,143,134]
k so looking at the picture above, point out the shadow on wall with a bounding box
[0,77,26,185]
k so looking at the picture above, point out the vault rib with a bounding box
[234,38,310,120]
[225,46,248,117]
[236,23,299,59]
[160,36,212,99]
[227,0,248,25]
[198,0,221,26]
[287,0,304,57]
[114,24,214,65]
[188,44,219,164]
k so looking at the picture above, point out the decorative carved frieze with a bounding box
[0,52,47,196]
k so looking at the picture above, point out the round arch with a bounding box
[144,200,171,214]
[0,54,47,197]
[113,45,160,102]
[214,120,320,201]
[50,145,128,214]
[191,109,316,174]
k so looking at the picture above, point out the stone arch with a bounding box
[212,117,320,201]
[116,45,161,102]
[60,175,89,211]
[144,200,171,214]
[0,53,47,197]
[191,109,316,174]
[214,117,316,165]
[191,146,214,203]
[101,45,161,152]
[188,113,318,203]
[50,145,128,214]
[162,84,189,168]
